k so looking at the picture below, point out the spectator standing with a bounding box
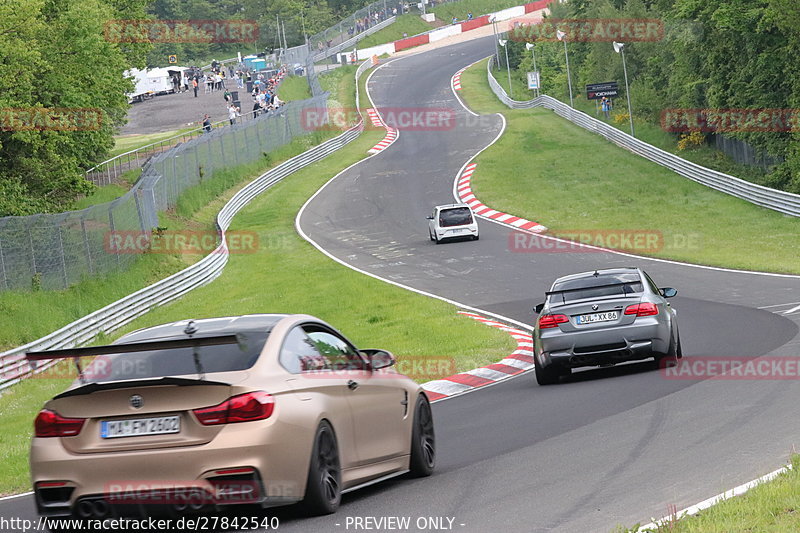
[202,114,212,132]
[192,77,198,97]
[601,97,611,119]
[228,104,240,125]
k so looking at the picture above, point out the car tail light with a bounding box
[624,303,659,317]
[34,409,85,438]
[193,391,274,426]
[538,314,569,329]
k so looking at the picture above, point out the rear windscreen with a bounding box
[85,332,270,383]
[439,207,473,227]
[549,273,643,303]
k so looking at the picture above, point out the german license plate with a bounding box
[101,416,180,439]
[576,311,618,324]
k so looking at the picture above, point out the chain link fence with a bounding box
[0,94,328,292]
[710,134,784,171]
[310,0,399,58]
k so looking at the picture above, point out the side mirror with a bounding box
[426,215,434,220]
[362,349,396,370]
[533,302,545,314]
[660,287,678,298]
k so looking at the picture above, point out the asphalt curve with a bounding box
[3,37,800,533]
[295,36,800,531]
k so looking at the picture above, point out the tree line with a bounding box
[502,0,800,193]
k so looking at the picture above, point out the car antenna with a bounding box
[593,270,599,277]
[184,320,205,380]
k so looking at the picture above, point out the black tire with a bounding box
[677,335,683,359]
[434,235,441,245]
[655,336,679,369]
[302,421,341,515]
[473,234,479,241]
[429,231,435,242]
[535,360,561,385]
[409,395,435,477]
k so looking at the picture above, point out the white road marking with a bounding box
[637,463,793,532]
[783,303,800,314]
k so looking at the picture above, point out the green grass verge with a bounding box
[110,128,197,158]
[277,74,312,102]
[70,184,130,210]
[321,65,358,112]
[565,97,773,188]
[0,65,515,496]
[615,456,800,532]
[460,58,800,274]
[430,0,532,22]
[357,14,435,49]
[496,57,775,193]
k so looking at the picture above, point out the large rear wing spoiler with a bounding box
[546,281,639,304]
[26,335,239,361]
[26,334,240,383]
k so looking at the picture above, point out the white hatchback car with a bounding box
[427,204,479,244]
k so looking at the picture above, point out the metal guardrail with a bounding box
[486,58,800,217]
[313,16,396,62]
[0,62,376,391]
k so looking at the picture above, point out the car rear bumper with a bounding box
[31,419,310,516]
[539,321,670,369]
[436,225,478,240]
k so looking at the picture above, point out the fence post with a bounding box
[171,155,178,207]
[194,141,200,178]
[108,207,120,267]
[80,217,93,275]
[134,190,147,233]
[56,223,68,288]
[205,135,214,179]
[0,237,7,289]
[231,127,240,165]
[27,222,37,278]
[219,133,227,168]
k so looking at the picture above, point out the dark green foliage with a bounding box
[507,0,800,192]
[0,0,150,216]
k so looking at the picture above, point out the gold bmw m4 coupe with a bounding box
[28,314,435,522]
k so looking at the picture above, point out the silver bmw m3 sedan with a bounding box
[532,267,682,385]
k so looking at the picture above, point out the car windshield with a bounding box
[549,272,643,304]
[85,331,270,383]
[439,207,473,227]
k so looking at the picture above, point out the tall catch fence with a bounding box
[0,94,328,292]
